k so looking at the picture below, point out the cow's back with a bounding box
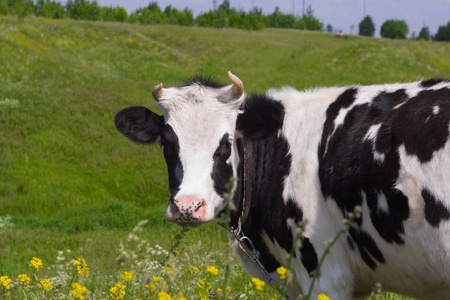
[321,79,450,298]
[270,79,450,298]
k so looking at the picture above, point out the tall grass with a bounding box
[0,16,448,299]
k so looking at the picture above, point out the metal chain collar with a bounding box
[229,141,285,294]
[232,229,280,289]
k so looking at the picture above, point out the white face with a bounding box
[114,72,245,227]
[156,76,245,226]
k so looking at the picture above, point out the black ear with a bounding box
[236,93,285,140]
[114,106,164,144]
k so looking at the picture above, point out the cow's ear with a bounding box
[236,94,285,140]
[114,106,164,144]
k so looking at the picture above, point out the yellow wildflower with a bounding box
[0,275,12,289]
[177,297,187,300]
[276,266,289,279]
[165,265,173,271]
[145,282,157,292]
[199,294,209,300]
[40,279,53,291]
[110,282,126,300]
[153,275,160,283]
[206,281,212,290]
[72,282,88,300]
[188,267,199,275]
[29,257,43,271]
[135,298,143,300]
[224,286,231,292]
[18,274,31,286]
[157,291,172,300]
[251,277,265,291]
[318,294,330,300]
[73,258,89,278]
[206,265,219,275]
[197,279,204,289]
[121,271,136,282]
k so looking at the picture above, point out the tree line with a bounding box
[0,0,323,31]
[359,16,450,41]
[0,0,449,41]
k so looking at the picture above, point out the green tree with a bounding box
[0,0,9,15]
[114,6,127,22]
[326,24,333,32]
[136,3,168,25]
[10,0,33,18]
[434,21,450,41]
[66,0,100,21]
[100,6,115,21]
[227,8,240,28]
[128,11,138,23]
[246,7,268,30]
[296,5,323,31]
[216,6,227,28]
[269,6,295,28]
[418,26,431,40]
[196,10,218,27]
[42,1,66,19]
[99,6,127,22]
[380,19,408,39]
[359,15,375,36]
[164,6,193,26]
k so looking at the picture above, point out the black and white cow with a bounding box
[114,72,450,299]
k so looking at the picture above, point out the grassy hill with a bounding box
[0,16,448,299]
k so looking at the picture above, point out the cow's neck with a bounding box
[229,132,293,273]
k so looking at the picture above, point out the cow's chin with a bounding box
[172,220,205,228]
[165,214,214,228]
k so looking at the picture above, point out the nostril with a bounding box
[169,203,180,217]
[194,201,205,212]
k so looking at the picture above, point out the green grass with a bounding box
[0,15,448,299]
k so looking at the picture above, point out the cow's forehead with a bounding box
[158,83,236,110]
[158,84,240,148]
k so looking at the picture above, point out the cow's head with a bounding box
[115,72,246,226]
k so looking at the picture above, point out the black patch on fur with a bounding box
[237,93,285,140]
[318,88,422,269]
[114,106,164,144]
[420,78,450,88]
[347,236,355,250]
[300,237,319,276]
[393,88,450,163]
[180,74,226,89]
[211,133,233,196]
[160,125,184,197]
[319,88,358,152]
[422,188,450,227]
[319,88,362,217]
[348,227,385,270]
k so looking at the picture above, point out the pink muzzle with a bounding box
[167,195,206,224]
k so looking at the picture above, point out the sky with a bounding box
[91,0,450,37]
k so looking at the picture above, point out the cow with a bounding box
[114,72,450,299]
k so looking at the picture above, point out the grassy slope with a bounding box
[0,16,448,297]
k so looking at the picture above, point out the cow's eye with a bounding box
[215,139,232,160]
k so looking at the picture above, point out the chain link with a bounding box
[233,229,281,290]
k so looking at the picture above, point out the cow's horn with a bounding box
[152,83,163,101]
[228,71,244,99]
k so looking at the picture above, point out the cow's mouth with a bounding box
[172,220,204,228]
